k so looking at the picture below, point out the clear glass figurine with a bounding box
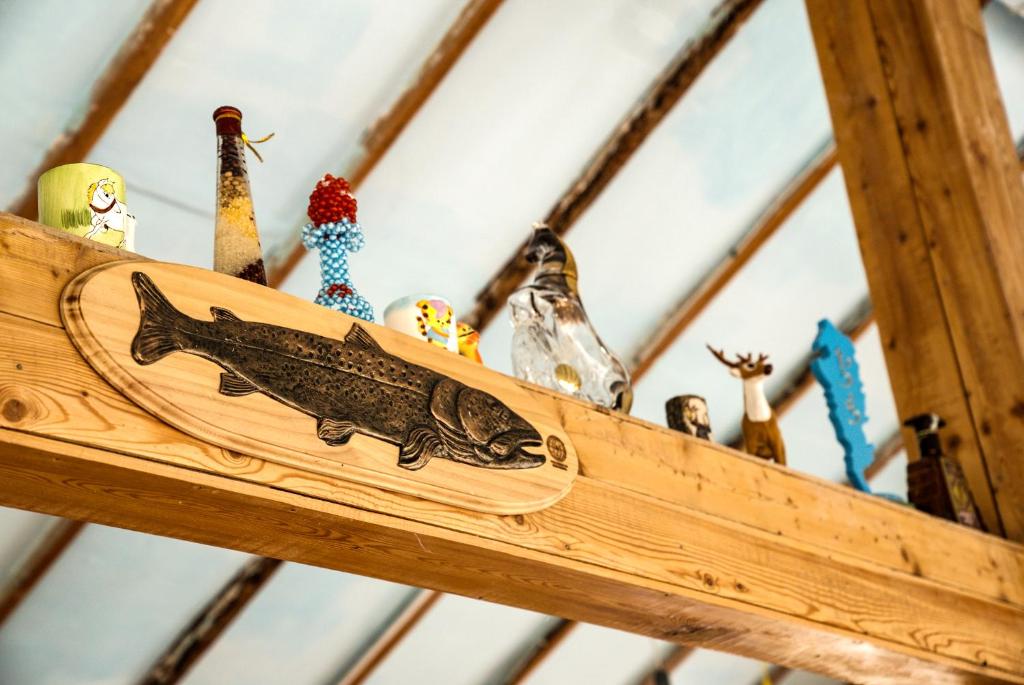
[509,224,632,412]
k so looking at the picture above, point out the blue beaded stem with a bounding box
[301,219,374,322]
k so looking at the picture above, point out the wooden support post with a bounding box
[2,219,1024,684]
[807,0,1024,539]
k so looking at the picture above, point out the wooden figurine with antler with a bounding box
[707,346,786,465]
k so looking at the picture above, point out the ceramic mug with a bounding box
[37,163,136,251]
[383,295,483,364]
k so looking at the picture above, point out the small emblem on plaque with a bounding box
[547,435,567,469]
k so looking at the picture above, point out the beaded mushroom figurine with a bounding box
[301,174,374,322]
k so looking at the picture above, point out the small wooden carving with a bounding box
[665,394,713,440]
[708,346,786,465]
[904,413,984,531]
[60,261,578,514]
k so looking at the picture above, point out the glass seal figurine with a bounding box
[508,223,632,412]
[302,174,374,322]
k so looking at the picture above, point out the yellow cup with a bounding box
[37,163,136,251]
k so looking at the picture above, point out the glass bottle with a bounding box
[213,105,267,285]
[508,224,633,412]
[904,413,984,530]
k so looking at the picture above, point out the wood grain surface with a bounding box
[60,261,577,515]
[3,217,1024,684]
[807,0,1024,539]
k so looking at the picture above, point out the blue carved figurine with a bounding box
[811,319,901,500]
[301,174,374,322]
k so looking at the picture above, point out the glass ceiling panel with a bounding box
[363,593,547,685]
[0,508,57,584]
[986,2,1024,139]
[782,671,844,685]
[871,450,909,500]
[0,0,151,207]
[89,0,468,266]
[0,525,249,685]
[627,167,868,432]
[184,564,411,685]
[281,0,723,317]
[671,649,766,683]
[567,0,833,358]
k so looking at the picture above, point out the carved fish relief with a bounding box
[129,272,545,471]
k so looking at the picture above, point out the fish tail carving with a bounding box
[130,272,187,365]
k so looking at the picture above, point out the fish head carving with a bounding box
[430,379,544,469]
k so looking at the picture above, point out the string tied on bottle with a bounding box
[241,131,274,163]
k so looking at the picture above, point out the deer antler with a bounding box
[707,344,742,368]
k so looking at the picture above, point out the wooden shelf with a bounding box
[1,214,1022,684]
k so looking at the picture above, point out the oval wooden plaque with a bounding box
[61,261,578,514]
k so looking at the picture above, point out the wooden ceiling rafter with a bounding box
[462,0,765,332]
[266,0,505,287]
[0,519,84,628]
[137,556,283,685]
[6,0,200,220]
[627,140,838,381]
[332,589,442,685]
[500,617,578,685]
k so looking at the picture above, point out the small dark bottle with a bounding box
[904,413,984,530]
[213,105,267,285]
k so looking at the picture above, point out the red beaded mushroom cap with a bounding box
[307,174,357,226]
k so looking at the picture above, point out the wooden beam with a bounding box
[136,556,281,685]
[807,0,1024,539]
[0,518,84,627]
[463,0,764,332]
[333,590,442,685]
[516,299,882,682]
[629,141,838,381]
[500,618,577,685]
[266,0,504,288]
[666,431,901,685]
[2,220,1023,684]
[6,0,198,220]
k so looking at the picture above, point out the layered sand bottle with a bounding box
[213,106,267,285]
